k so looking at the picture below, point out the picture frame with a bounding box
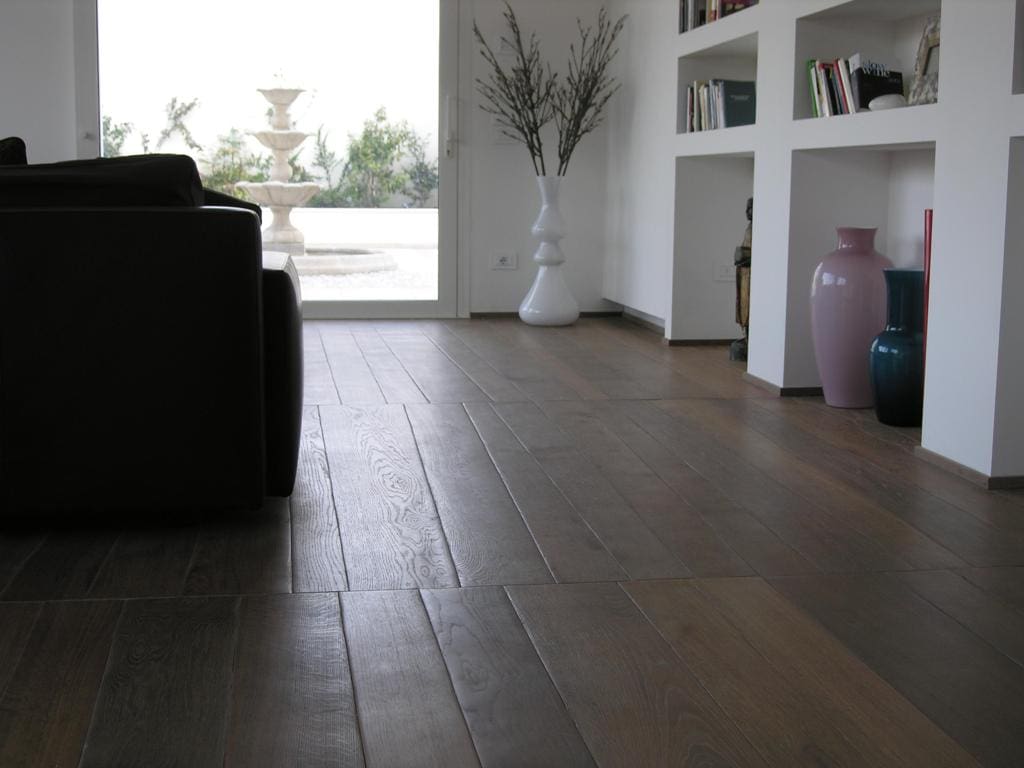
[908,15,940,106]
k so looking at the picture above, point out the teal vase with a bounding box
[869,269,925,426]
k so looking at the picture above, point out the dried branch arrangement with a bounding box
[473,3,626,177]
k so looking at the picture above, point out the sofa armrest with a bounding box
[0,207,266,513]
[203,187,263,223]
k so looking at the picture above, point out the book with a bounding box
[849,68,904,110]
[720,80,756,127]
[837,58,857,113]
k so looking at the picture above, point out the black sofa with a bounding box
[0,146,302,514]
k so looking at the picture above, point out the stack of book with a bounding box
[807,54,904,117]
[679,0,758,33]
[685,79,756,132]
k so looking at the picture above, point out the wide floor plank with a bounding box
[406,403,553,585]
[956,566,1024,612]
[508,581,768,768]
[81,597,239,768]
[302,324,341,405]
[0,531,46,595]
[87,524,198,599]
[319,326,386,404]
[0,602,43,697]
[465,403,623,583]
[225,593,363,767]
[422,586,595,768]
[697,577,977,767]
[321,405,458,590]
[354,332,427,404]
[627,578,975,767]
[421,325,529,402]
[773,572,1024,768]
[384,334,490,403]
[1,529,119,601]
[183,498,292,596]
[291,407,348,593]
[342,589,480,768]
[0,600,122,767]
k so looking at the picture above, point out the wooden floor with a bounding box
[2,317,1023,767]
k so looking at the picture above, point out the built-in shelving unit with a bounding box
[677,32,759,134]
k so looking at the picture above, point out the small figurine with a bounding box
[730,197,752,362]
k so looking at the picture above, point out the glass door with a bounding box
[97,0,458,318]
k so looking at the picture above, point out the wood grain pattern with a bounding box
[0,602,42,698]
[466,403,625,583]
[342,589,481,768]
[291,406,348,592]
[667,398,964,570]
[508,582,768,768]
[471,401,690,580]
[1,529,119,600]
[697,576,978,768]
[184,498,292,596]
[81,597,239,768]
[383,334,490,403]
[0,531,46,595]
[532,400,755,576]
[621,399,908,573]
[0,600,122,767]
[744,398,1024,565]
[87,524,198,598]
[302,323,341,405]
[354,332,427,404]
[772,572,1024,768]
[627,578,973,767]
[406,403,553,585]
[592,400,816,577]
[320,405,457,590]
[319,326,386,404]
[225,593,363,767]
[896,569,1024,668]
[420,325,528,402]
[442,322,585,402]
[421,586,595,768]
[956,566,1024,611]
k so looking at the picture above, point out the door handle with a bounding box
[444,94,457,158]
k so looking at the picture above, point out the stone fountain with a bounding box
[236,88,321,255]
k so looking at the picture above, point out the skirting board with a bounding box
[469,311,624,319]
[742,372,824,397]
[914,446,1024,490]
[663,338,734,347]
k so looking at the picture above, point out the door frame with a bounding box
[86,0,465,319]
[301,0,462,319]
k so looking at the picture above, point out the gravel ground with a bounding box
[296,248,438,301]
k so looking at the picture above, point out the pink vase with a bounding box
[810,227,892,408]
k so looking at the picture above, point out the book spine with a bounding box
[832,61,848,114]
[838,58,857,114]
[808,60,820,117]
[817,64,832,117]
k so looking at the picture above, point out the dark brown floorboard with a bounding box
[80,597,239,768]
[225,593,363,767]
[422,586,595,768]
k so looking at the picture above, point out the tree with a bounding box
[200,128,271,199]
[404,134,439,208]
[337,107,413,208]
[101,116,133,157]
[156,97,203,153]
[307,127,349,208]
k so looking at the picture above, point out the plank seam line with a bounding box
[74,598,128,768]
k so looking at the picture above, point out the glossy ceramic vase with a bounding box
[870,269,925,426]
[810,227,893,407]
[519,176,579,326]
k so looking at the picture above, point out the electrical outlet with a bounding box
[714,262,737,282]
[493,251,518,270]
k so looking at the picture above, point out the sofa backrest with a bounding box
[0,153,205,208]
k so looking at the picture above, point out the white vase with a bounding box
[519,175,580,326]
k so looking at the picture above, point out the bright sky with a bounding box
[97,0,440,165]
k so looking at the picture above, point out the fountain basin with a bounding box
[236,181,321,208]
[294,246,398,275]
[251,130,309,152]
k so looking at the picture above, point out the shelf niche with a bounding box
[677,32,758,135]
[783,144,935,388]
[1014,0,1024,94]
[793,0,940,121]
[669,154,753,341]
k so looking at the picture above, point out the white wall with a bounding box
[0,0,78,162]
[602,0,678,321]
[460,0,618,314]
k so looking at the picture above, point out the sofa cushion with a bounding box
[0,153,204,208]
[0,137,27,166]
